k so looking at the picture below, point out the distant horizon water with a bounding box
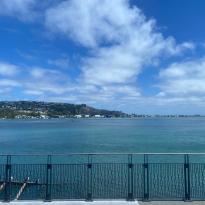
[1,118,205,155]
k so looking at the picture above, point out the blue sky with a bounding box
[0,0,205,114]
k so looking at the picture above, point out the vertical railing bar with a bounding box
[45,155,52,201]
[46,155,49,201]
[49,155,52,201]
[86,154,92,201]
[128,154,130,200]
[4,155,11,202]
[127,154,134,201]
[131,158,134,200]
[184,154,191,201]
[184,154,187,201]
[146,154,149,201]
[143,154,146,201]
[8,155,12,202]
[187,154,191,201]
[86,155,89,201]
[143,154,149,201]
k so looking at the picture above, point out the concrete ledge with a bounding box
[0,201,139,205]
[1,201,205,205]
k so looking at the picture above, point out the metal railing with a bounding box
[0,153,205,201]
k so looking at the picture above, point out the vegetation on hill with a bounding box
[0,101,127,119]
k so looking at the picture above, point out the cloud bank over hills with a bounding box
[0,0,204,114]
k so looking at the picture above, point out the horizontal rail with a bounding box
[1,152,205,156]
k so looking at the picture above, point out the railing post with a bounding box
[143,154,149,201]
[45,155,52,201]
[184,154,191,201]
[127,154,134,201]
[86,154,92,201]
[4,155,11,202]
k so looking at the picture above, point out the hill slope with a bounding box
[0,101,127,119]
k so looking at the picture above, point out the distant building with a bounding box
[15,115,22,119]
[85,115,90,118]
[94,115,102,118]
[75,114,82,118]
[41,115,48,119]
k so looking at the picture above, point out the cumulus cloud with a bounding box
[0,79,21,87]
[158,58,205,96]
[46,0,194,89]
[0,65,69,97]
[24,90,44,96]
[45,0,139,47]
[30,67,62,79]
[25,67,71,95]
[0,62,21,95]
[0,61,141,106]
[0,0,38,21]
[0,62,19,76]
[0,0,199,112]
[47,57,70,68]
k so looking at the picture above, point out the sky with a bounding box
[0,0,205,114]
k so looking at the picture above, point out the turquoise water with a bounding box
[0,118,205,154]
[0,118,205,200]
[1,118,205,200]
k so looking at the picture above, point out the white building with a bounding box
[41,115,49,119]
[94,115,102,118]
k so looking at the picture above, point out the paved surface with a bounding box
[0,202,136,205]
[139,202,205,205]
[1,201,205,205]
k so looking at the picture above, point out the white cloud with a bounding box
[0,0,37,21]
[158,57,205,95]
[30,68,45,78]
[0,65,70,96]
[25,67,71,95]
[0,87,12,94]
[30,67,61,79]
[0,61,140,106]
[0,62,19,76]
[46,0,194,88]
[0,79,21,87]
[25,82,70,95]
[24,90,44,95]
[45,0,140,47]
[47,57,70,68]
[0,0,200,113]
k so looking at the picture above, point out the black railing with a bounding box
[0,153,205,201]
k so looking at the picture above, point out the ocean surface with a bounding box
[0,118,204,200]
[0,118,205,154]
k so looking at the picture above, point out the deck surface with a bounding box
[1,201,205,205]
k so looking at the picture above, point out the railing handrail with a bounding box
[0,152,205,156]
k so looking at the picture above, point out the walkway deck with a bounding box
[1,201,205,205]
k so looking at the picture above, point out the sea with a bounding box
[1,118,205,154]
[0,117,205,163]
[0,118,205,200]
